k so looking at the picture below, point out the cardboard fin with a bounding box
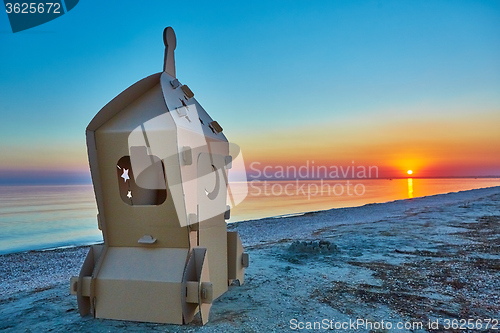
[181,247,212,324]
[227,232,246,285]
[199,252,211,324]
[77,245,103,316]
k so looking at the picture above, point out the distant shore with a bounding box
[1,186,499,332]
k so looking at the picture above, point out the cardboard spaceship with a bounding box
[70,26,248,325]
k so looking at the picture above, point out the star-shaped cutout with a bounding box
[127,191,132,199]
[121,169,130,182]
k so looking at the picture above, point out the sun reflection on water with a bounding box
[408,178,413,198]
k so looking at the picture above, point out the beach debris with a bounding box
[288,240,339,254]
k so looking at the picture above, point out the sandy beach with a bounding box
[1,186,499,332]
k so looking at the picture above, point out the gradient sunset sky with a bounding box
[0,0,499,184]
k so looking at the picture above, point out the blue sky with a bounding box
[1,0,499,184]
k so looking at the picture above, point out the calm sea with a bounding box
[0,178,499,254]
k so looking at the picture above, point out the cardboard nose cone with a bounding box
[163,27,177,77]
[70,27,248,325]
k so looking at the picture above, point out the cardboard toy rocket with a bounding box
[70,27,248,325]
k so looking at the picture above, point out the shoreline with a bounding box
[2,185,499,256]
[232,184,500,224]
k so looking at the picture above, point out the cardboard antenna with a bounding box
[163,26,176,77]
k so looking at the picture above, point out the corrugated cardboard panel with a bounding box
[96,279,183,324]
[198,219,228,299]
[94,83,189,248]
[95,247,188,324]
[97,247,187,281]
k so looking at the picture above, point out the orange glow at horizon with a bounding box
[231,109,500,178]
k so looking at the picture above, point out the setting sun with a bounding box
[407,170,413,175]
